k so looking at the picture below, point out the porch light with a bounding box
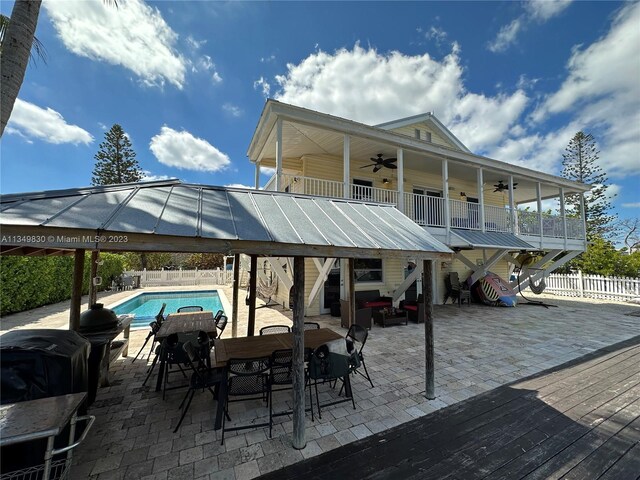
[460,192,466,199]
[383,178,391,185]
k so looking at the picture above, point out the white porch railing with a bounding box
[350,183,398,205]
[545,272,640,301]
[126,269,233,287]
[403,192,446,227]
[265,174,584,240]
[484,205,512,232]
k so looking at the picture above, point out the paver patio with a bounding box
[1,287,639,479]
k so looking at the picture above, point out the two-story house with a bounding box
[247,100,590,315]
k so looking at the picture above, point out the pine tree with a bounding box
[561,132,617,240]
[91,124,143,185]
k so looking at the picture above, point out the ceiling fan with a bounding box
[492,180,518,193]
[360,154,397,173]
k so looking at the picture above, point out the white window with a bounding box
[414,128,421,139]
[424,131,432,142]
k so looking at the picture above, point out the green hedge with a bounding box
[0,253,125,316]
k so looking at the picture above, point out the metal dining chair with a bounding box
[259,325,291,335]
[221,356,271,445]
[177,305,204,313]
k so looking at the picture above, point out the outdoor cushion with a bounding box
[403,304,418,312]
[363,300,391,308]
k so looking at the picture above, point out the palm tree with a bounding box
[0,0,42,137]
[0,1,115,138]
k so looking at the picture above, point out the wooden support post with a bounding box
[347,258,355,326]
[423,259,435,399]
[89,250,99,307]
[247,255,258,336]
[70,249,85,331]
[232,253,240,338]
[291,256,306,450]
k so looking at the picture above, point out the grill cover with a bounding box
[0,329,90,405]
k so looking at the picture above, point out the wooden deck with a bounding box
[259,336,640,480]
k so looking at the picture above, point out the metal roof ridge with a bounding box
[0,179,182,203]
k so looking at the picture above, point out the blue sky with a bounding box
[1,1,638,228]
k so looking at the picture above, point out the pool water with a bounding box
[112,290,223,328]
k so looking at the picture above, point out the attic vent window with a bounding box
[414,129,421,139]
[424,131,432,142]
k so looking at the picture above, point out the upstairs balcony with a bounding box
[265,174,585,241]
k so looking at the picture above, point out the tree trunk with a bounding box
[0,0,42,137]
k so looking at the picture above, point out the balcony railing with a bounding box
[268,174,585,240]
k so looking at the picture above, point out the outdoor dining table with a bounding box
[154,310,218,392]
[211,328,344,430]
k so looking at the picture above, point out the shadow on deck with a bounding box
[259,335,640,480]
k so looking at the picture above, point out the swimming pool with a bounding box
[111,290,224,329]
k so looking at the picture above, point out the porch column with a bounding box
[89,250,99,306]
[347,258,355,325]
[579,191,587,242]
[254,162,261,190]
[232,253,240,338]
[247,255,258,336]
[343,134,350,199]
[442,160,450,239]
[560,187,567,247]
[477,168,485,232]
[291,256,306,449]
[275,118,283,191]
[423,259,435,399]
[536,183,543,244]
[397,148,404,213]
[508,176,516,234]
[70,249,85,331]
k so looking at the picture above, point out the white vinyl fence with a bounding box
[126,269,233,287]
[545,272,640,301]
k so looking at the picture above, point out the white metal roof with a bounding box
[0,180,452,259]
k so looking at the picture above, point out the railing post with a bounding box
[508,176,516,234]
[442,160,450,240]
[343,134,350,199]
[397,147,404,213]
[275,118,283,192]
[477,168,485,232]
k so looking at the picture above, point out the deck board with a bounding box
[258,336,640,480]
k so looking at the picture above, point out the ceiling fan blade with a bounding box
[360,163,377,168]
[383,157,397,163]
[385,163,398,169]
[373,165,382,173]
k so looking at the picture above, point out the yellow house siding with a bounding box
[389,123,458,150]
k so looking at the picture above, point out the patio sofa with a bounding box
[355,290,392,311]
[400,294,424,323]
[340,299,372,329]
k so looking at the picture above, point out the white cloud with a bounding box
[260,55,276,63]
[253,77,271,97]
[6,98,93,145]
[487,19,522,53]
[622,202,640,208]
[149,126,231,172]
[530,2,640,176]
[43,0,186,89]
[524,0,573,21]
[141,171,172,182]
[226,183,255,189]
[186,35,207,51]
[425,26,448,46]
[191,54,223,84]
[488,0,572,52]
[260,166,276,176]
[273,43,527,153]
[222,103,243,117]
